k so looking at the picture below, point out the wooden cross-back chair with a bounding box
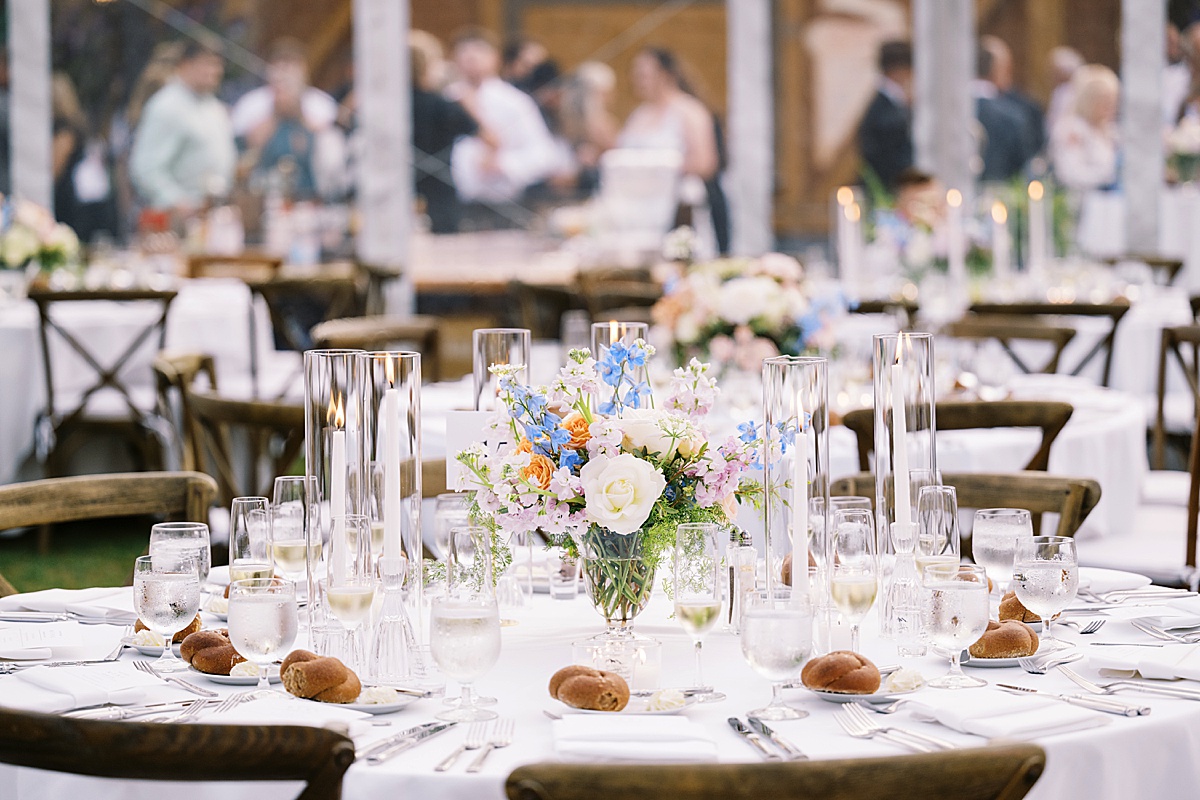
[967,299,1131,387]
[152,352,217,473]
[831,471,1102,540]
[506,744,1046,800]
[0,708,354,800]
[355,261,403,316]
[310,315,444,382]
[29,288,177,477]
[0,471,216,583]
[186,252,284,282]
[842,400,1075,473]
[853,298,920,329]
[1102,254,1185,286]
[1153,324,1200,470]
[186,390,305,507]
[944,315,1077,376]
[574,267,661,320]
[508,280,586,340]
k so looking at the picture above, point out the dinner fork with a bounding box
[833,704,935,753]
[1058,619,1106,635]
[434,722,488,771]
[1130,620,1195,643]
[133,660,218,697]
[854,698,914,715]
[1017,651,1082,675]
[465,718,514,773]
[202,692,249,718]
[1058,665,1200,701]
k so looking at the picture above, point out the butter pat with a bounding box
[132,629,166,647]
[646,689,686,711]
[884,667,924,692]
[359,686,400,705]
[206,596,229,614]
[229,661,260,677]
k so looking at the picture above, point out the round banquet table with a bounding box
[3,587,1200,800]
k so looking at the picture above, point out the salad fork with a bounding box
[1058,619,1106,635]
[841,703,956,751]
[133,660,218,697]
[1058,665,1200,701]
[434,722,488,771]
[1017,651,1082,675]
[834,705,934,752]
[466,718,514,773]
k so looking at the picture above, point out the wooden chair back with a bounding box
[1102,254,1185,285]
[355,261,404,316]
[1153,324,1200,469]
[1187,406,1200,568]
[968,299,1131,386]
[186,252,284,282]
[574,268,661,320]
[842,400,1075,472]
[310,315,443,382]
[0,708,354,800]
[186,390,305,506]
[248,274,365,353]
[853,298,920,329]
[508,280,585,339]
[831,471,1101,538]
[152,352,218,472]
[944,315,1077,375]
[506,744,1045,800]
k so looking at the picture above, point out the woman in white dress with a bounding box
[1050,64,1120,192]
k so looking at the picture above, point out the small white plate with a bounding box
[1078,567,1152,594]
[960,654,1022,669]
[808,687,917,704]
[341,693,421,715]
[192,666,281,685]
[555,697,695,715]
[123,638,182,658]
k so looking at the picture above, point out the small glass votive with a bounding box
[572,637,662,691]
[546,547,581,600]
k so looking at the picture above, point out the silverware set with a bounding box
[358,721,458,765]
[833,703,956,753]
[465,718,514,773]
[1077,587,1197,604]
[132,660,218,697]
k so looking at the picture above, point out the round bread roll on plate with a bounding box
[801,651,883,695]
[549,665,631,712]
[968,619,1039,660]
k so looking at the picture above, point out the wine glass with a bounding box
[739,588,813,720]
[446,526,499,707]
[916,485,961,574]
[431,592,502,722]
[271,476,320,586]
[229,497,273,583]
[922,562,990,688]
[673,522,725,703]
[132,552,200,672]
[1012,536,1079,653]
[227,578,299,692]
[324,514,375,673]
[972,508,1034,597]
[434,493,471,560]
[829,507,877,653]
[148,522,211,585]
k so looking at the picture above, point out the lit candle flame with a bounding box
[947,188,962,208]
[609,320,618,341]
[992,201,1008,225]
[385,357,395,386]
[1028,180,1044,201]
[836,186,854,206]
[332,396,345,428]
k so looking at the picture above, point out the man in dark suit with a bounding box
[981,36,1045,161]
[858,40,914,191]
[974,44,1032,182]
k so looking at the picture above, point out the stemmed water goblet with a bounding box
[148,521,211,585]
[431,590,502,722]
[1012,536,1079,653]
[739,588,813,720]
[132,552,201,673]
[445,526,499,707]
[972,508,1034,599]
[227,577,299,692]
[922,562,990,688]
[673,522,726,703]
[829,508,877,653]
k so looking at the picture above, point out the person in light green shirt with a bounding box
[130,42,235,214]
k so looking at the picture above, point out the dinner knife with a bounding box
[746,716,807,760]
[360,722,457,765]
[996,684,1150,716]
[727,717,781,761]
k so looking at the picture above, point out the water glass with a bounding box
[922,562,989,689]
[673,523,725,703]
[227,578,299,691]
[829,508,877,653]
[740,588,813,720]
[545,547,581,600]
[434,493,472,560]
[132,552,200,672]
[916,485,961,573]
[972,508,1034,595]
[448,526,494,597]
[148,522,211,585]
[431,593,502,722]
[229,497,272,583]
[1013,536,1079,653]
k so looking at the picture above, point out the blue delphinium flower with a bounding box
[597,357,622,387]
[626,381,652,409]
[738,421,759,444]
[559,449,582,471]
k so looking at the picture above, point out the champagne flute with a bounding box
[132,552,200,672]
[739,588,813,720]
[431,592,502,722]
[148,522,211,585]
[673,522,725,703]
[271,476,321,587]
[324,514,375,673]
[829,508,877,653]
[1013,536,1079,653]
[229,497,273,583]
[916,485,961,574]
[922,563,989,688]
[227,578,299,692]
[972,508,1034,597]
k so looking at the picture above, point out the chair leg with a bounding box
[37,524,52,556]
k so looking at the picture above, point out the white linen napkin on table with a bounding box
[0,587,136,624]
[1088,644,1200,680]
[0,622,83,660]
[206,697,373,738]
[0,663,162,713]
[552,715,718,762]
[907,691,1109,739]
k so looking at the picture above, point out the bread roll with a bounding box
[281,649,362,703]
[780,551,818,587]
[180,629,245,675]
[800,651,882,694]
[998,591,1043,623]
[549,665,630,711]
[968,619,1039,658]
[136,614,200,643]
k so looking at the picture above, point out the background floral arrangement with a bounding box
[652,253,842,373]
[0,200,81,273]
[1168,116,1200,184]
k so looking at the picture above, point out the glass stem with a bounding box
[693,640,704,689]
[258,666,271,691]
[770,682,785,709]
[460,683,475,710]
[1042,618,1053,645]
[948,650,964,678]
[850,623,860,654]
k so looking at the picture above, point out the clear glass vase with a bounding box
[577,527,656,640]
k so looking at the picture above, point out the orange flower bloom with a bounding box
[516,438,533,454]
[562,411,591,450]
[521,453,555,490]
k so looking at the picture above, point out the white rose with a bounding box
[718,277,773,325]
[3,226,38,267]
[579,452,666,534]
[618,408,700,460]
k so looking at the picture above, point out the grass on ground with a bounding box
[0,516,153,593]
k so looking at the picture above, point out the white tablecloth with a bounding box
[3,587,1200,800]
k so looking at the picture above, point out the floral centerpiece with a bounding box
[0,200,81,275]
[652,253,841,374]
[455,343,762,636]
[1168,116,1200,184]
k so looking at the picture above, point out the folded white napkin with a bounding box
[0,622,82,660]
[208,697,372,737]
[0,663,162,713]
[1088,644,1200,680]
[207,566,230,587]
[65,591,137,624]
[908,691,1109,739]
[0,587,127,615]
[553,715,718,763]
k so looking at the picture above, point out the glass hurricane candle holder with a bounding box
[473,328,530,411]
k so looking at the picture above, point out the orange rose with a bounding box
[516,438,533,454]
[520,453,555,490]
[562,412,591,450]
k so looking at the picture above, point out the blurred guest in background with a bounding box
[973,42,1030,182]
[980,36,1044,161]
[1165,22,1191,125]
[130,40,235,214]
[448,27,558,209]
[857,40,913,191]
[1050,65,1120,191]
[1045,46,1084,139]
[52,72,116,243]
[558,61,618,194]
[232,38,337,139]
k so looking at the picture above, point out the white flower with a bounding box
[579,453,666,534]
[717,276,776,326]
[2,225,39,267]
[618,408,704,460]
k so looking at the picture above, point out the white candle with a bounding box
[382,359,402,561]
[793,389,809,596]
[836,187,857,289]
[329,395,346,579]
[992,201,1011,279]
[947,189,966,288]
[890,346,912,532]
[1027,181,1047,281]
